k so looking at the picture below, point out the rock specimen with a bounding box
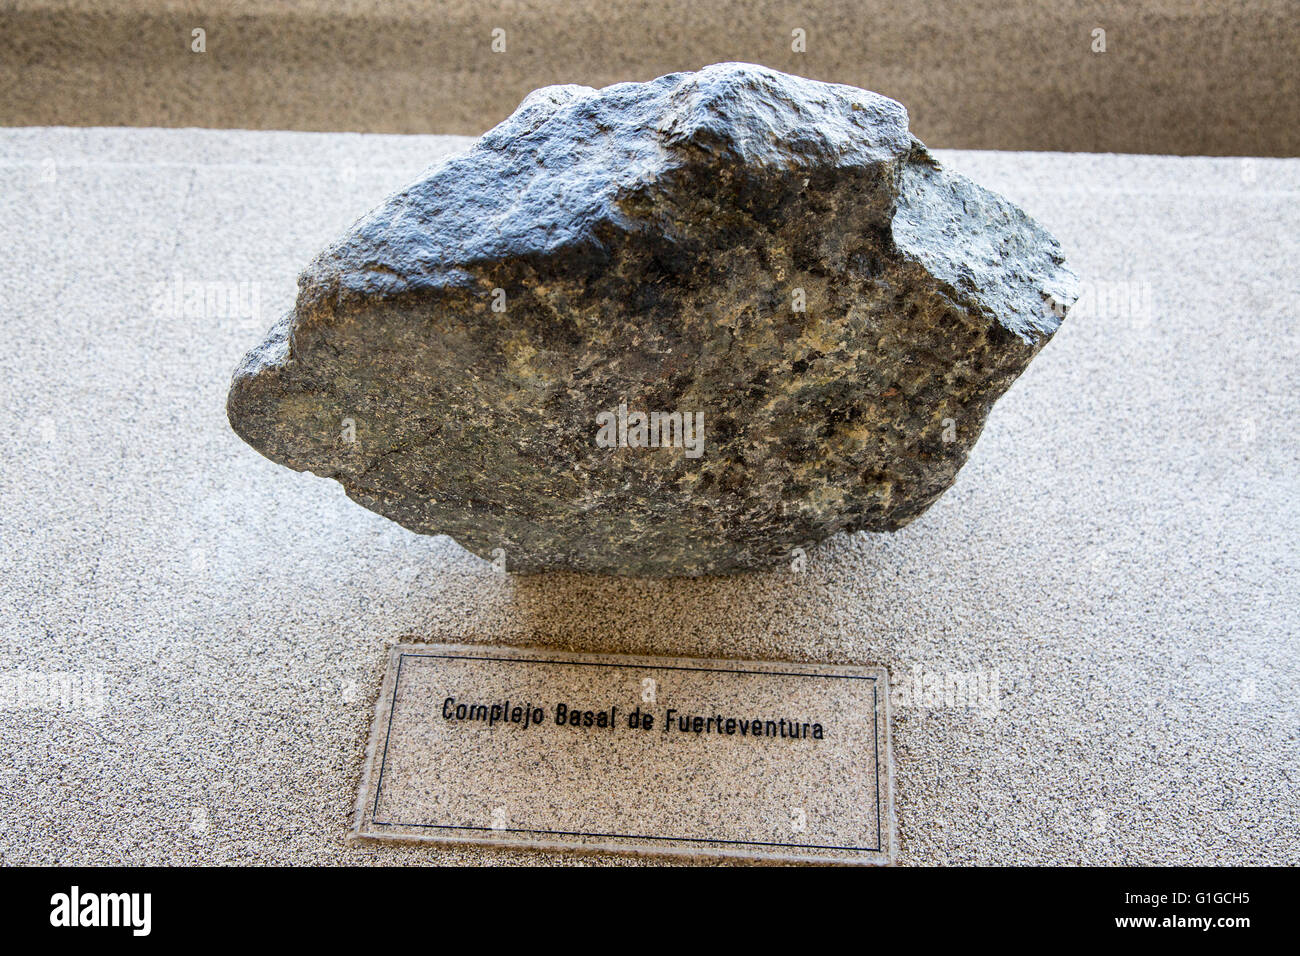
[227,63,1078,575]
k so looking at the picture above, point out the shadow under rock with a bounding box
[410,529,930,661]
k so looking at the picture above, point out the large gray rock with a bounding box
[227,63,1078,575]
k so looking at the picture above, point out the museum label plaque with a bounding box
[352,643,894,863]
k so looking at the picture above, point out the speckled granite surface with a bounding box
[0,127,1295,865]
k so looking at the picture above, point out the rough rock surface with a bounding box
[227,63,1079,575]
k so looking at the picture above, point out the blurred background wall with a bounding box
[2,0,1296,154]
